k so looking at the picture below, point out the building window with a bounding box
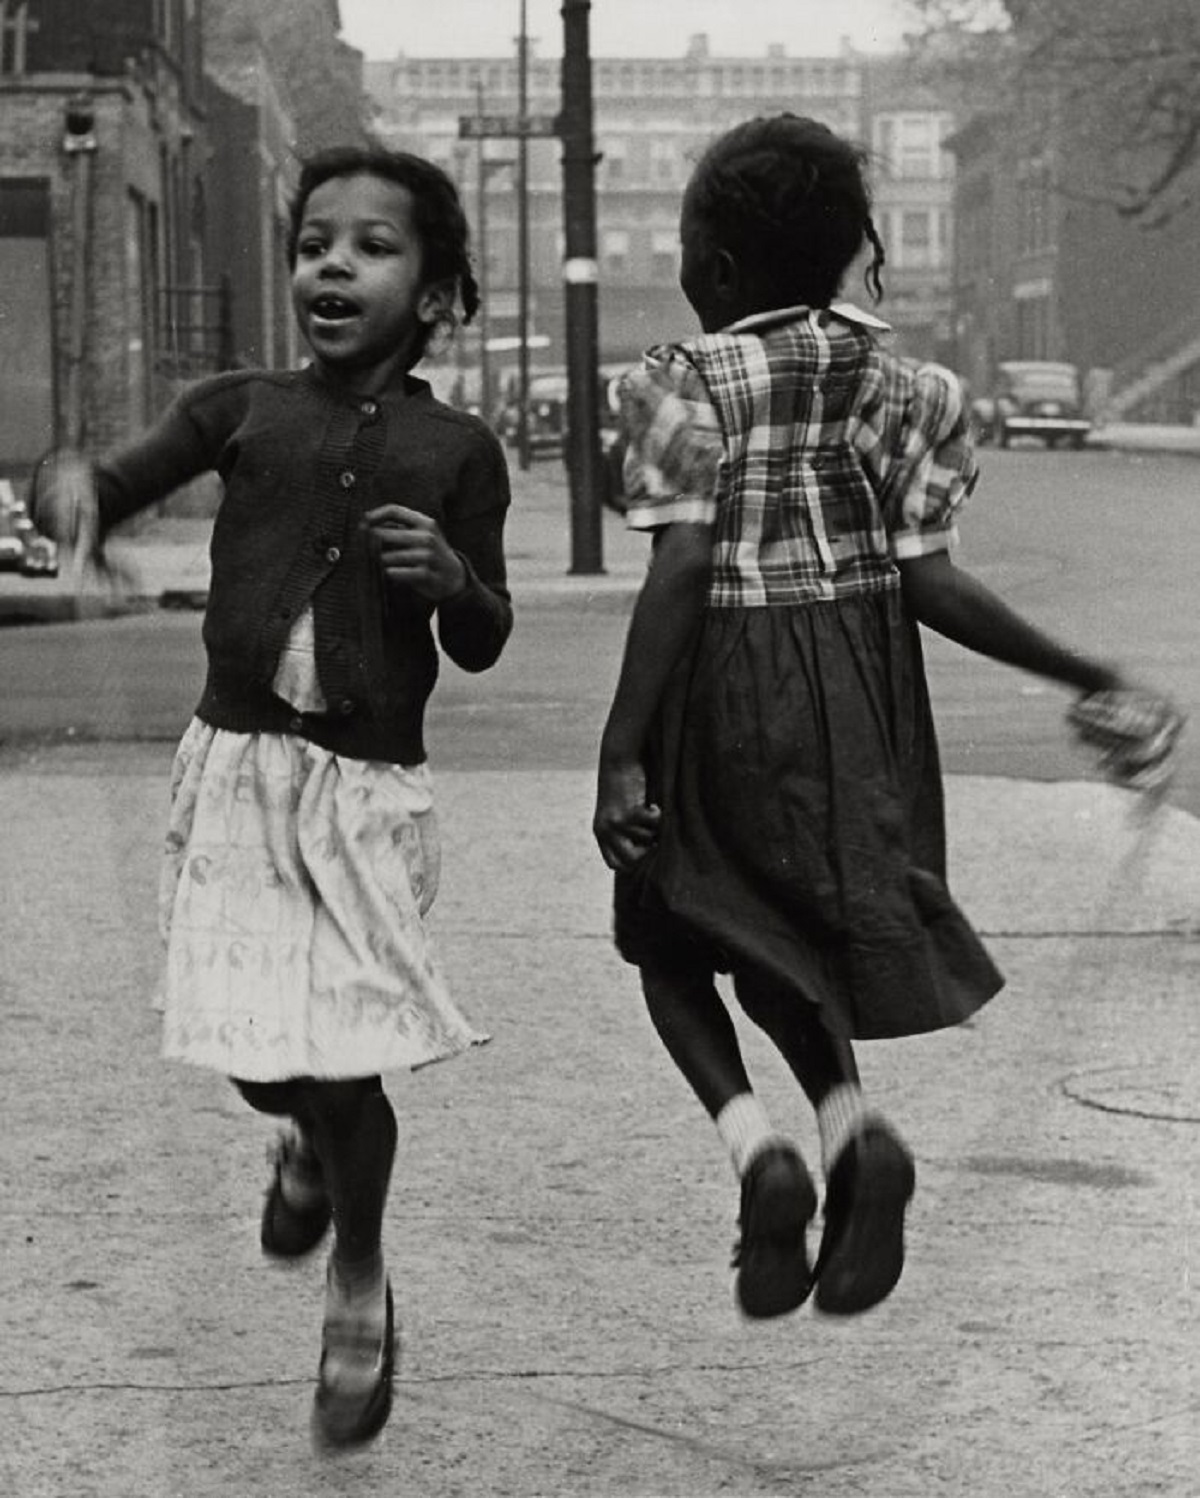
[651,229,678,280]
[873,113,954,180]
[1018,159,1054,253]
[0,1,36,74]
[603,138,628,188]
[937,209,952,265]
[650,138,677,185]
[602,229,630,278]
[899,209,934,268]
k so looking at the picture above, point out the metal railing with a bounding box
[157,274,235,381]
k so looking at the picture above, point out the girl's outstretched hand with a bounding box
[28,447,132,602]
[594,759,661,872]
[1067,686,1185,800]
[363,505,467,602]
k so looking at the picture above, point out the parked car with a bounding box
[497,364,629,459]
[971,362,1092,449]
[0,483,59,576]
[497,370,572,457]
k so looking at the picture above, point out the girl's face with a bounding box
[291,172,448,392]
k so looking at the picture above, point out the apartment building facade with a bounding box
[364,35,958,405]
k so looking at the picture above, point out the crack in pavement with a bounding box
[0,1353,826,1401]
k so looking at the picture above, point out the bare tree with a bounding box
[904,0,1200,223]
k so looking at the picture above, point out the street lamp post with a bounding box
[475,78,491,422]
[62,94,98,449]
[560,0,604,574]
[516,0,531,470]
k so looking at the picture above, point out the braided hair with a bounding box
[286,145,480,360]
[688,114,886,308]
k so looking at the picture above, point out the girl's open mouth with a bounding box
[310,294,361,324]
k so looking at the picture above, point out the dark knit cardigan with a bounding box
[97,366,513,765]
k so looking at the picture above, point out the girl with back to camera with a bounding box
[35,147,512,1445]
[593,115,1180,1322]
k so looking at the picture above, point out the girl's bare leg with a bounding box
[639,958,752,1118]
[730,969,860,1108]
[300,1077,397,1443]
[639,958,816,1318]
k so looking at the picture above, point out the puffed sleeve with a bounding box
[876,362,979,560]
[619,345,724,532]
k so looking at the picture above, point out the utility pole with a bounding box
[516,0,531,470]
[560,0,604,574]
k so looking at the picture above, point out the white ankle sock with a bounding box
[817,1083,869,1175]
[716,1093,780,1177]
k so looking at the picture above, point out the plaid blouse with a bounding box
[620,304,979,607]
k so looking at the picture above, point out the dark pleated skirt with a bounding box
[614,588,1004,1039]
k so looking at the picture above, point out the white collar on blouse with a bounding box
[722,302,892,335]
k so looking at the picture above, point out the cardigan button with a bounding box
[325,545,341,564]
[288,715,304,733]
[339,470,356,489]
[338,698,355,716]
[360,399,379,419]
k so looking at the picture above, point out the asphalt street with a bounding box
[0,444,1198,1497]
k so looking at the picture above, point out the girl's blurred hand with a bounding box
[1067,686,1185,799]
[594,759,661,871]
[30,448,96,551]
[363,504,466,602]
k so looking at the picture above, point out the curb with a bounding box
[1088,431,1200,458]
[0,593,155,627]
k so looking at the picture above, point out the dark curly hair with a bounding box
[687,114,886,308]
[286,145,480,360]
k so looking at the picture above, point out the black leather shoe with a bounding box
[312,1280,396,1448]
[732,1143,817,1319]
[814,1121,915,1316]
[260,1129,332,1259]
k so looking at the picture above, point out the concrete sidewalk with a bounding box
[1,423,1197,1494]
[0,746,1197,1497]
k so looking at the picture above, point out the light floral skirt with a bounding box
[157,719,488,1081]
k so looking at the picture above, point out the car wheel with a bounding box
[1070,433,1086,450]
[996,422,1010,448]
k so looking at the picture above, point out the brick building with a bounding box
[0,0,370,480]
[0,0,207,467]
[948,92,1200,421]
[363,35,958,409]
[202,0,370,371]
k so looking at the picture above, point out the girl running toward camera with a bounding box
[38,146,512,1444]
[594,115,1179,1322]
